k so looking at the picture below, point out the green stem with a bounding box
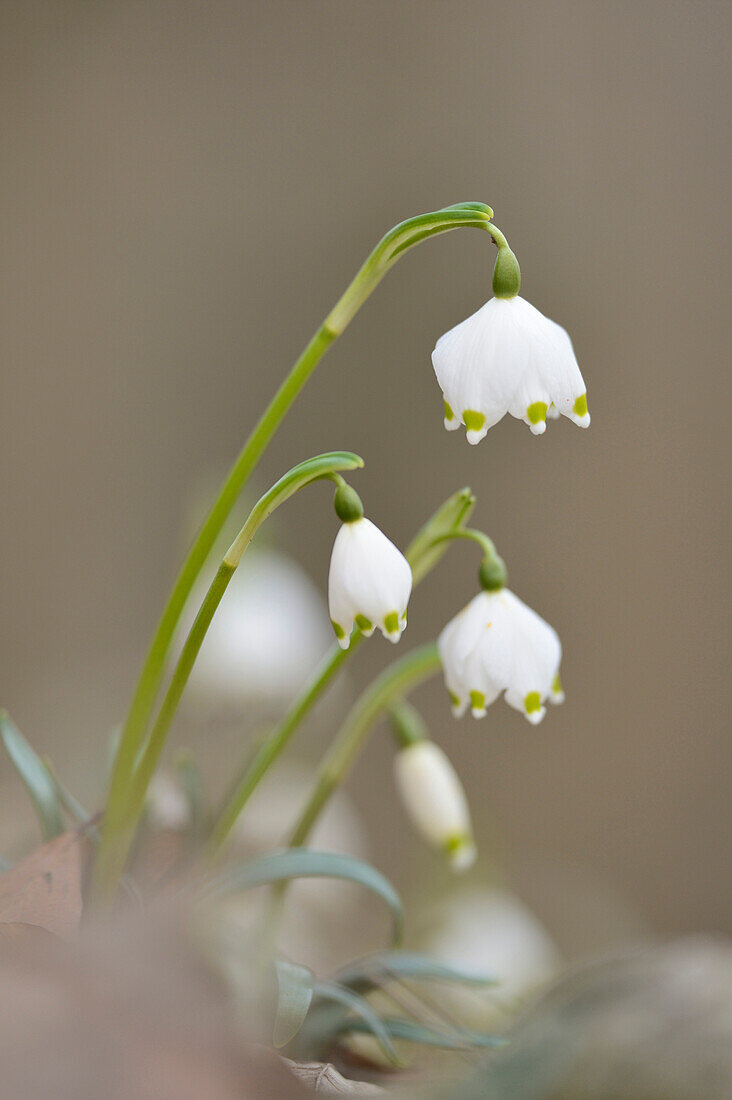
[100,204,496,902]
[288,643,441,848]
[206,487,477,859]
[92,451,362,901]
[206,639,357,859]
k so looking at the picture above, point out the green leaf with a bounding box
[309,980,401,1066]
[344,1016,506,1051]
[0,712,63,840]
[273,960,315,1048]
[203,848,403,945]
[336,951,496,993]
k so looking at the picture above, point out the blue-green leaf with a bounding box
[336,950,496,993]
[274,960,315,1048]
[343,1016,506,1051]
[309,981,401,1065]
[204,849,403,945]
[0,712,63,840]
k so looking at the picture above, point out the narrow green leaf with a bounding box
[336,951,496,993]
[0,711,63,840]
[406,487,476,584]
[274,960,315,1048]
[203,848,403,945]
[344,1016,506,1051]
[310,981,401,1065]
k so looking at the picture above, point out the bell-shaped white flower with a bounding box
[328,516,412,649]
[394,740,476,870]
[432,295,590,442]
[438,588,564,724]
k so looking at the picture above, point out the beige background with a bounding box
[1,1,729,940]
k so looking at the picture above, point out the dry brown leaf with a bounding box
[285,1059,384,1094]
[0,830,89,938]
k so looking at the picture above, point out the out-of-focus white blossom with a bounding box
[432,295,589,442]
[146,771,190,832]
[438,588,563,724]
[423,886,561,1004]
[186,549,332,710]
[328,518,412,649]
[394,740,476,870]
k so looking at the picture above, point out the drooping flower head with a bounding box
[328,484,412,650]
[431,241,589,442]
[437,535,563,724]
[439,587,564,724]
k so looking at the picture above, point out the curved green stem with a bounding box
[288,643,442,848]
[100,204,497,904]
[92,451,362,901]
[205,487,477,859]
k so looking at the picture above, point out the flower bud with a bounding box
[492,244,521,299]
[328,517,412,649]
[394,740,476,870]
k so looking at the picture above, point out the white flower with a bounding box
[328,517,412,649]
[185,549,332,711]
[432,295,590,442]
[422,887,561,1004]
[146,772,190,832]
[394,740,476,870]
[438,588,564,724]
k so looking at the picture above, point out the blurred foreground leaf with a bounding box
[274,960,315,1048]
[0,830,89,938]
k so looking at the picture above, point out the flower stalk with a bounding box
[92,451,363,901]
[101,203,499,906]
[287,642,442,849]
[206,488,476,859]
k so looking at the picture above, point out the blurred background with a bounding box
[1,0,729,961]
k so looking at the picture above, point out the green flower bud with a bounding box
[492,245,521,299]
[479,554,507,592]
[334,484,364,523]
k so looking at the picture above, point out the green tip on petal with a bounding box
[462,409,486,433]
[448,690,461,709]
[469,689,486,714]
[573,393,588,417]
[552,674,563,695]
[444,834,476,870]
[355,614,373,633]
[526,401,548,426]
[443,399,455,422]
[384,611,400,635]
[524,691,542,714]
[331,620,346,640]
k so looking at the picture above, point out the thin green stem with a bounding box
[288,643,441,848]
[206,639,356,858]
[205,487,477,858]
[100,205,496,903]
[92,451,362,900]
